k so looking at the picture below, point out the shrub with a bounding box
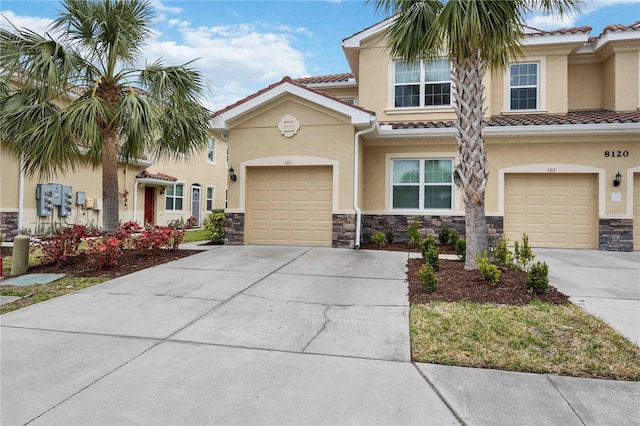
[449,229,460,251]
[438,226,451,245]
[385,229,395,244]
[131,225,185,251]
[490,237,514,268]
[371,231,386,248]
[514,233,536,272]
[456,239,466,261]
[167,217,186,229]
[477,251,500,283]
[86,237,123,268]
[417,263,438,292]
[420,235,437,257]
[38,224,90,265]
[407,219,422,247]
[424,247,440,272]
[185,217,198,229]
[527,261,550,294]
[203,210,225,244]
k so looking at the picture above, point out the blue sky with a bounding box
[1,0,639,111]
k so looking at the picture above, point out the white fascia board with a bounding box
[135,177,176,186]
[217,82,373,127]
[341,17,394,48]
[593,31,640,52]
[376,125,457,138]
[522,33,590,46]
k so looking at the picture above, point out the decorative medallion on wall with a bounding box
[278,114,301,138]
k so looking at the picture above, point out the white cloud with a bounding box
[526,0,640,30]
[0,10,52,36]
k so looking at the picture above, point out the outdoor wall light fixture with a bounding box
[229,167,237,182]
[613,171,622,187]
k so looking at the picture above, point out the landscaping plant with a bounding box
[371,231,387,248]
[527,261,550,294]
[203,210,226,244]
[417,263,438,292]
[514,233,536,272]
[438,226,451,245]
[385,229,395,244]
[407,219,422,246]
[477,251,500,283]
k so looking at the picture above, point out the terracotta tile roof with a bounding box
[294,73,355,84]
[212,76,373,118]
[602,21,640,34]
[136,170,177,182]
[385,109,640,130]
[523,25,592,37]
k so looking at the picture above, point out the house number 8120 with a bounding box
[604,151,629,158]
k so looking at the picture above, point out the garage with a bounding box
[246,166,333,246]
[504,174,598,248]
[634,173,640,251]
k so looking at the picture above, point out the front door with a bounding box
[191,184,201,226]
[144,186,155,225]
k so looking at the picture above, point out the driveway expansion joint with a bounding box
[546,375,588,426]
[412,363,467,426]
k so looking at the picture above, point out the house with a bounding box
[0,94,229,239]
[213,20,640,251]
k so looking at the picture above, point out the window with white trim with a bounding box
[207,137,216,163]
[394,59,451,108]
[165,183,184,211]
[392,159,453,209]
[509,63,538,110]
[206,186,215,211]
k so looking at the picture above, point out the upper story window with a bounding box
[165,183,184,211]
[394,59,451,108]
[206,186,215,211]
[207,137,216,163]
[392,159,453,209]
[510,63,538,110]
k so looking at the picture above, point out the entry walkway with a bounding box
[1,246,638,425]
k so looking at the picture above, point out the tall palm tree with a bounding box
[370,0,581,269]
[0,0,211,233]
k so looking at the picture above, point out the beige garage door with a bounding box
[634,173,640,251]
[247,166,332,246]
[504,174,597,248]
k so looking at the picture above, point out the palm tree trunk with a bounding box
[102,130,120,233]
[451,51,489,270]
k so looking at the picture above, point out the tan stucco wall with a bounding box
[546,55,569,113]
[226,97,357,212]
[314,86,359,104]
[602,55,616,110]
[614,51,640,110]
[568,63,602,110]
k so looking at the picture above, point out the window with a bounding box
[225,143,229,168]
[207,137,216,163]
[392,159,453,209]
[394,59,451,108]
[165,184,184,211]
[510,63,538,110]
[206,186,215,211]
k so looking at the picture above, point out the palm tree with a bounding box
[370,0,581,269]
[0,0,211,233]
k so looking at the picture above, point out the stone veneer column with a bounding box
[225,212,245,245]
[332,214,356,248]
[598,218,633,252]
[0,212,19,242]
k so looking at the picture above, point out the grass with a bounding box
[182,228,209,243]
[411,301,640,381]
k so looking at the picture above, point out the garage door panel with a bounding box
[505,174,597,249]
[634,174,640,251]
[247,166,332,246]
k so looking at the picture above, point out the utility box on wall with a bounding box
[76,191,86,206]
[59,186,73,217]
[36,183,59,216]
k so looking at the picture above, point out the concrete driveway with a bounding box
[536,248,640,345]
[2,245,638,425]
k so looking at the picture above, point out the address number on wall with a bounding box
[604,150,629,158]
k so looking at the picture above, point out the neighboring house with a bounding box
[1,124,229,240]
[213,20,640,251]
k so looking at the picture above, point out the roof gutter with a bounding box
[353,116,376,249]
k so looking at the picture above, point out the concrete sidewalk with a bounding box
[1,246,638,425]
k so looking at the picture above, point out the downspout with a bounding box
[132,180,139,223]
[353,116,376,249]
[18,156,25,232]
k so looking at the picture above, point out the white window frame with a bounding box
[165,183,185,211]
[206,186,215,211]
[207,137,216,164]
[385,153,459,213]
[503,57,546,112]
[389,59,453,111]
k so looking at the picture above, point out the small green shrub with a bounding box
[417,263,438,292]
[490,237,514,268]
[456,238,466,261]
[514,233,536,272]
[420,235,437,257]
[449,229,459,251]
[407,219,422,247]
[424,247,440,271]
[385,229,395,244]
[203,210,225,244]
[527,261,550,294]
[371,231,387,248]
[477,251,500,283]
[438,227,451,245]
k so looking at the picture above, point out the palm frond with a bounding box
[61,96,112,165]
[114,91,158,162]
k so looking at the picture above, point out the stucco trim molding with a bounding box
[498,163,606,216]
[626,166,640,218]
[239,156,340,212]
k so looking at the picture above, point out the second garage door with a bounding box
[247,166,333,246]
[504,173,597,248]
